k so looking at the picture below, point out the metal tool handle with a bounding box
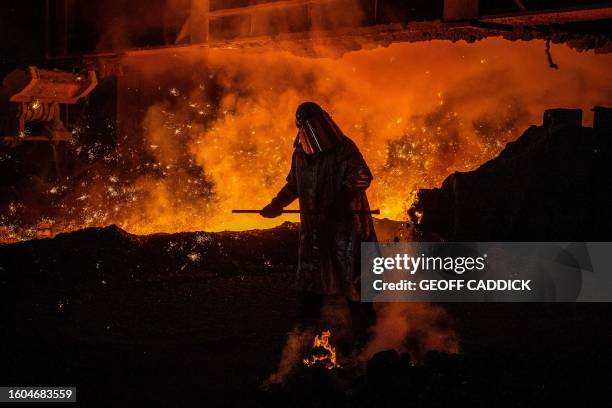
[232,209,380,215]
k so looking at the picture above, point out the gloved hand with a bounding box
[260,202,283,218]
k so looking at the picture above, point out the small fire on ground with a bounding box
[303,330,340,370]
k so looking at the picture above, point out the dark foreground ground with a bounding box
[3,114,612,405]
[1,224,612,406]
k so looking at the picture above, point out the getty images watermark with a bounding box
[360,242,612,302]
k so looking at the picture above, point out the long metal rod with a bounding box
[232,209,380,215]
[208,0,337,19]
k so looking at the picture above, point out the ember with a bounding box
[1,39,611,241]
[303,330,339,370]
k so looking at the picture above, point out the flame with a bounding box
[303,330,339,370]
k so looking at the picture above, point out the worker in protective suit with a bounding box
[261,102,377,358]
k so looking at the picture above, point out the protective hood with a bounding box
[295,102,344,155]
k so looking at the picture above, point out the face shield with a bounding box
[296,102,343,155]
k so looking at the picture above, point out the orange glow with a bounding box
[114,39,612,235]
[2,38,611,241]
[303,330,339,369]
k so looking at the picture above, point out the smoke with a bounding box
[359,303,460,363]
[111,38,611,234]
[268,327,314,384]
[86,0,367,51]
[268,295,352,383]
[268,299,459,383]
[1,38,611,239]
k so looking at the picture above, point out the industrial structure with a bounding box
[2,0,611,147]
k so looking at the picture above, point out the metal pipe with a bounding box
[232,209,380,214]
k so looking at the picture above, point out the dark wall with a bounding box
[0,2,45,77]
[68,0,189,53]
[479,0,609,15]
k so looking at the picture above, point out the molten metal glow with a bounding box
[1,39,611,241]
[112,39,612,235]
